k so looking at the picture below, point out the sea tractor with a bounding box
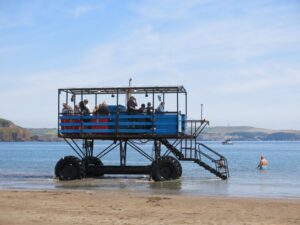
[55,85,229,181]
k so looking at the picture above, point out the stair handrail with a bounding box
[196,142,230,178]
[197,143,223,158]
[185,119,209,138]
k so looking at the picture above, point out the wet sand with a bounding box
[0,190,299,225]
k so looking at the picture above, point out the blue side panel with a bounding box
[83,129,116,133]
[154,114,177,134]
[108,105,126,113]
[59,113,185,136]
[60,130,81,133]
[119,129,152,133]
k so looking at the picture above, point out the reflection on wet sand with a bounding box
[54,176,183,194]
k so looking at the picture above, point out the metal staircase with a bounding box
[160,120,229,180]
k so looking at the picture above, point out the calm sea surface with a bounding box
[0,141,299,198]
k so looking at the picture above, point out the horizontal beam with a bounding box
[87,165,151,175]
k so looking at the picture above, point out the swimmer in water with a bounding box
[257,155,268,169]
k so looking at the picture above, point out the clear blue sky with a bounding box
[0,0,299,129]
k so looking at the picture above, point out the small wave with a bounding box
[0,173,53,179]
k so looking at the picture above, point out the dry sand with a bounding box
[0,190,299,225]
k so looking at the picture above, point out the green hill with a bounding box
[0,118,31,141]
[27,128,59,141]
[201,126,300,141]
[0,118,59,141]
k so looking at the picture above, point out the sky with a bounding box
[0,0,299,129]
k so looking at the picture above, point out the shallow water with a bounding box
[0,141,299,198]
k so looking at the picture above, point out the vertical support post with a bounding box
[185,92,187,118]
[201,104,203,120]
[95,94,98,107]
[120,140,127,166]
[116,89,119,137]
[58,90,61,136]
[152,88,155,136]
[154,140,161,160]
[91,140,94,157]
[81,90,83,137]
[129,78,132,87]
[176,88,179,114]
[83,139,94,159]
[116,89,119,107]
[66,91,68,104]
[193,121,196,158]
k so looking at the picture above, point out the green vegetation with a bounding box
[0,118,59,141]
[27,128,59,141]
[0,118,30,141]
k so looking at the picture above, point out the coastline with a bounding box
[0,189,299,225]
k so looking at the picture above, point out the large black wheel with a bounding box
[151,156,182,181]
[82,156,104,177]
[55,156,85,180]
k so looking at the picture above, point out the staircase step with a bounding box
[194,159,228,180]
[160,139,229,180]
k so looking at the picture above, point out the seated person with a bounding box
[93,102,109,130]
[138,103,146,113]
[62,103,73,115]
[61,103,73,130]
[156,102,165,113]
[216,156,225,169]
[146,102,153,114]
[97,101,110,115]
[74,105,80,114]
[79,99,90,115]
[127,96,137,113]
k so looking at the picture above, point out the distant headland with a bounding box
[0,118,58,142]
[0,118,299,142]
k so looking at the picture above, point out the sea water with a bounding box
[0,141,299,198]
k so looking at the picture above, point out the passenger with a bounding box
[74,105,80,114]
[138,103,146,113]
[138,103,146,129]
[95,101,109,130]
[145,102,154,130]
[156,101,165,113]
[127,96,137,113]
[90,105,99,130]
[98,101,110,115]
[79,99,91,129]
[73,105,81,130]
[257,155,268,169]
[79,99,90,115]
[217,156,225,169]
[61,103,73,130]
[127,96,137,129]
[146,102,153,114]
[62,103,73,115]
[92,105,98,114]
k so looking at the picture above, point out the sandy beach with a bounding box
[0,190,299,225]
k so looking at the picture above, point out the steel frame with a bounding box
[57,85,229,179]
